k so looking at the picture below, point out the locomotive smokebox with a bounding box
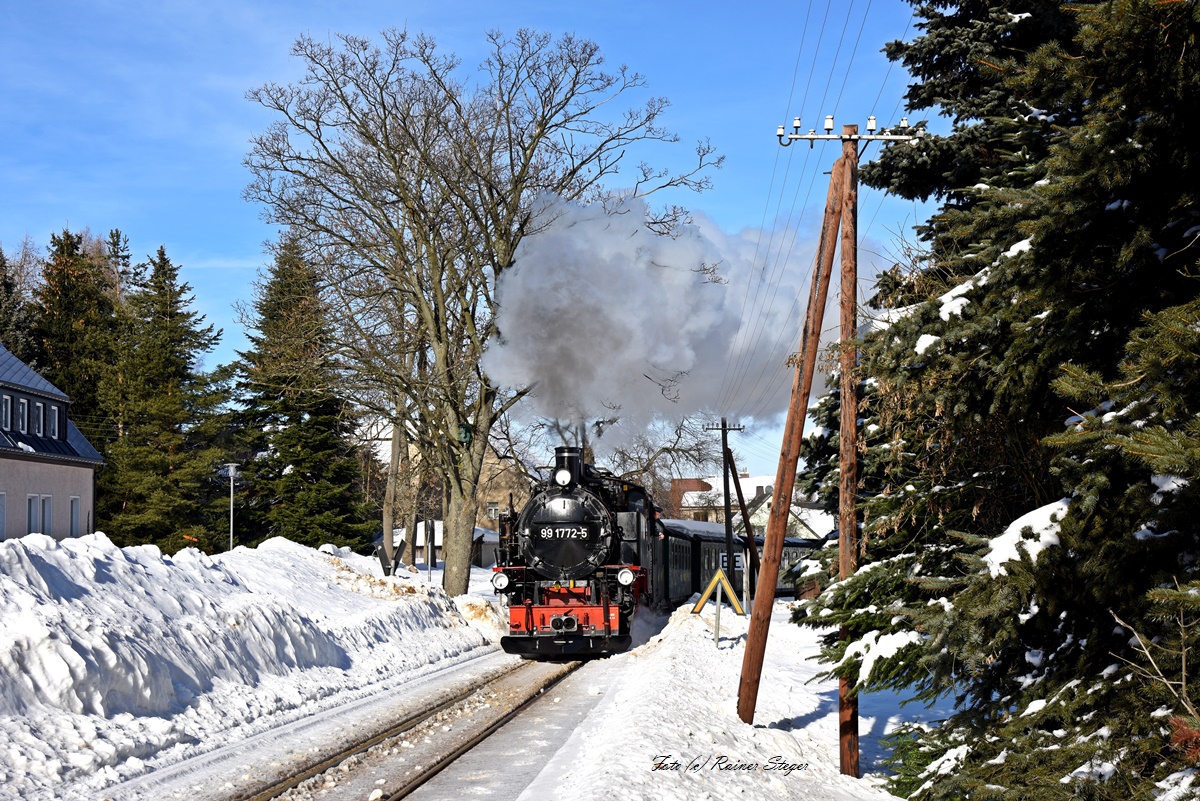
[554,446,584,486]
[518,448,615,581]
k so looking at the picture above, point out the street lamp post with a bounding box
[224,463,238,551]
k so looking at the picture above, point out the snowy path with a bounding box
[406,658,616,801]
[510,602,908,801]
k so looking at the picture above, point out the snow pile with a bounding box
[0,534,493,800]
[0,532,946,801]
[984,498,1072,577]
[519,602,909,801]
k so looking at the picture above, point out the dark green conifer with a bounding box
[32,229,117,445]
[798,1,1200,796]
[102,247,226,551]
[0,247,39,364]
[234,237,374,550]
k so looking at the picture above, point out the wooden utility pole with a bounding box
[726,450,761,586]
[739,117,922,777]
[737,152,845,724]
[837,129,861,779]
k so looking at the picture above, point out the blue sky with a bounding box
[0,0,931,474]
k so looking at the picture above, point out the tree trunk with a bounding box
[382,417,402,565]
[441,481,478,596]
[440,424,490,596]
[397,415,419,569]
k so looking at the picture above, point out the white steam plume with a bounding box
[482,195,824,447]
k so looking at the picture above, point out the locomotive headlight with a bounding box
[491,572,510,590]
[617,567,635,586]
[554,468,572,487]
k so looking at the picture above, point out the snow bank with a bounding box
[0,534,492,800]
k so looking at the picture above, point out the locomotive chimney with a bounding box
[554,446,584,487]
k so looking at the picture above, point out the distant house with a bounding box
[0,344,103,540]
[671,473,773,524]
[474,446,530,530]
[391,521,500,569]
[670,474,835,540]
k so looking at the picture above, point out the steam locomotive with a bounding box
[492,446,653,657]
[491,446,826,658]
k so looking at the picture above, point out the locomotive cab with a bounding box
[492,446,651,658]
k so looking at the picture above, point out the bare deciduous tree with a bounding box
[605,416,723,514]
[245,28,720,595]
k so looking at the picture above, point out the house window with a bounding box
[486,502,499,520]
[34,402,43,436]
[1,395,9,430]
[0,493,6,540]
[18,399,27,433]
[70,497,80,537]
[27,495,39,534]
[41,496,52,537]
[49,406,59,439]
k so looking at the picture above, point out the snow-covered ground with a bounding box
[0,533,948,800]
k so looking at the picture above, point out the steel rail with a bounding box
[236,659,582,801]
[384,660,584,801]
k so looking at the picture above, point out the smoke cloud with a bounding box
[484,195,840,452]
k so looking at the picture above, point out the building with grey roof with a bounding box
[0,344,103,539]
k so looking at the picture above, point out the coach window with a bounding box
[1,395,9,430]
[34,402,43,436]
[49,405,59,439]
[18,399,28,433]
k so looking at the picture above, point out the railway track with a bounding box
[252,659,583,801]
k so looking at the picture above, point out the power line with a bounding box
[716,0,837,414]
[721,5,920,430]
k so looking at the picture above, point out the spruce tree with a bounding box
[32,229,117,445]
[102,247,226,551]
[0,247,39,364]
[797,1,1200,797]
[234,238,373,550]
[94,228,144,467]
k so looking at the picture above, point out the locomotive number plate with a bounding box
[539,525,593,540]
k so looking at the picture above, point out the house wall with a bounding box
[0,457,95,540]
[474,450,529,530]
[669,478,713,518]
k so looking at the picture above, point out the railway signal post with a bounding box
[736,117,922,778]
